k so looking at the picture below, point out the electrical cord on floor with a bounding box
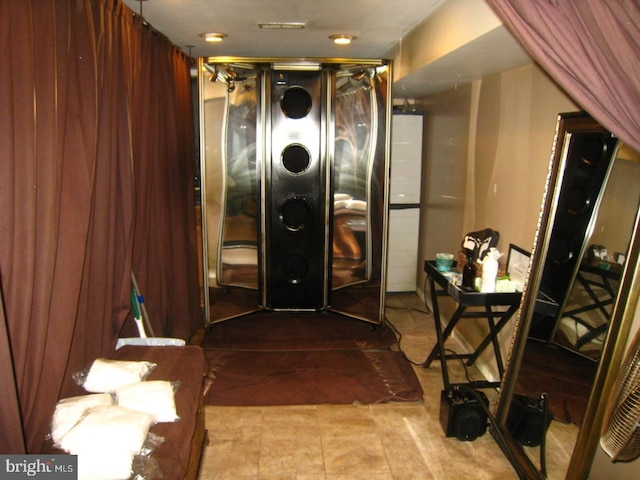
[444,347,477,385]
[421,273,431,314]
[384,314,500,398]
[383,315,426,366]
[383,272,433,362]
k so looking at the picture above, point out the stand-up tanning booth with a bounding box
[199,58,391,324]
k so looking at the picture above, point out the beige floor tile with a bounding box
[197,293,580,480]
[325,475,393,480]
[199,433,261,479]
[260,405,319,429]
[259,431,325,476]
[321,433,392,477]
[316,405,379,439]
[205,406,263,435]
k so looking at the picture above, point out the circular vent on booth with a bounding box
[564,185,591,216]
[280,197,312,231]
[548,234,575,266]
[281,86,312,119]
[282,144,310,174]
[578,135,607,165]
[282,254,309,284]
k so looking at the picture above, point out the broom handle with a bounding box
[131,289,147,338]
[131,272,156,337]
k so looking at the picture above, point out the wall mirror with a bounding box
[493,111,640,479]
[199,58,390,324]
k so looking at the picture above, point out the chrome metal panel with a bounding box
[200,61,262,323]
[329,64,390,324]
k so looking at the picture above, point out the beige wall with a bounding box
[416,83,471,265]
[416,62,578,378]
[395,0,502,80]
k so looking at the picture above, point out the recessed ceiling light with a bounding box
[203,33,227,43]
[329,34,355,45]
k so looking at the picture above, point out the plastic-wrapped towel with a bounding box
[77,358,156,393]
[116,380,179,423]
[58,404,155,480]
[50,393,114,445]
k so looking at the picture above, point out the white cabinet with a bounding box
[387,208,421,292]
[389,114,423,205]
[387,114,423,293]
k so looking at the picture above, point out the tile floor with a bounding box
[197,293,577,479]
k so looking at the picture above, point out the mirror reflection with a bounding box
[550,150,640,360]
[329,66,389,321]
[218,68,259,290]
[202,63,262,321]
[332,68,377,289]
[496,111,640,479]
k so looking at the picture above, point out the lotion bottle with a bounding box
[480,248,501,293]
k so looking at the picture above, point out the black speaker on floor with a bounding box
[507,394,553,447]
[265,70,329,310]
[440,385,488,441]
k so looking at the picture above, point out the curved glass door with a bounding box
[329,65,389,323]
[202,63,261,322]
[217,73,259,289]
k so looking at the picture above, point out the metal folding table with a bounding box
[422,260,522,390]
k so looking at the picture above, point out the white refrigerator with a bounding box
[387,113,423,292]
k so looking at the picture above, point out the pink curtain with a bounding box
[0,0,198,453]
[485,0,640,153]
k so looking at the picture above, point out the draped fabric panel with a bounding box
[485,0,640,153]
[0,290,24,453]
[128,26,201,341]
[0,0,198,453]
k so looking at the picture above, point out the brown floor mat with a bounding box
[203,349,423,406]
[201,311,423,406]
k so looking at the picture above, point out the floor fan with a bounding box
[600,328,640,462]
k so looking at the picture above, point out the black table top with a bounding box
[424,260,522,307]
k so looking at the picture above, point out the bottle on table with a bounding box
[462,254,476,289]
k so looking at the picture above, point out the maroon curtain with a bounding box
[128,25,201,340]
[485,0,640,153]
[0,0,198,453]
[0,290,24,453]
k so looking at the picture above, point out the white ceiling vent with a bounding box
[257,22,306,30]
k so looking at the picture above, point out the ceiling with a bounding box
[121,0,532,98]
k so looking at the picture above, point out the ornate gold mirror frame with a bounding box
[493,112,640,479]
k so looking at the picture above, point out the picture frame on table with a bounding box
[506,244,531,292]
